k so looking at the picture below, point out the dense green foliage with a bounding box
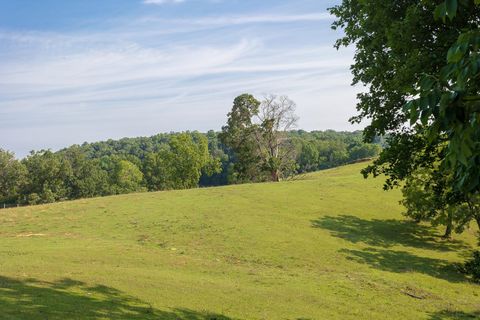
[22,150,73,204]
[411,0,480,195]
[331,0,479,193]
[219,94,265,182]
[111,160,145,195]
[330,0,479,188]
[401,167,480,239]
[144,133,221,190]
[0,163,478,319]
[331,0,480,270]
[0,149,27,204]
[0,130,380,205]
[462,251,480,283]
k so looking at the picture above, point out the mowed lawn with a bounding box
[0,163,478,319]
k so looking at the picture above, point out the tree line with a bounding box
[0,95,381,206]
[0,132,218,205]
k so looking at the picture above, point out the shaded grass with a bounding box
[0,163,478,319]
[0,276,233,319]
[340,247,465,283]
[312,215,469,251]
[428,310,480,320]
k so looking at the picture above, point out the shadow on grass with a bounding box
[428,310,480,319]
[0,276,235,320]
[340,248,466,283]
[312,215,468,251]
[312,215,474,283]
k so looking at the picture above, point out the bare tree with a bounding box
[253,95,299,181]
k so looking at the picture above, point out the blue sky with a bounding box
[0,0,361,157]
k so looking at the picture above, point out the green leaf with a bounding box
[457,149,468,166]
[434,2,447,21]
[419,76,435,91]
[446,0,458,20]
[447,46,464,63]
[460,141,472,158]
[420,110,430,125]
[409,106,419,125]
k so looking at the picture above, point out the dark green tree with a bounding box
[402,162,480,238]
[0,149,27,204]
[298,141,320,173]
[61,146,110,199]
[143,151,169,191]
[330,0,480,224]
[348,144,381,162]
[330,0,480,192]
[220,94,264,182]
[22,150,73,204]
[331,0,480,277]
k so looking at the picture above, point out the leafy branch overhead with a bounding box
[408,0,480,193]
[330,0,480,194]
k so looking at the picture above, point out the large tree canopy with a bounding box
[331,0,480,279]
[220,94,299,182]
[330,0,480,194]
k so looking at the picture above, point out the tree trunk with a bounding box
[442,210,453,239]
[443,222,452,239]
[271,170,280,182]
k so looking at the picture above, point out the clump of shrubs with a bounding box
[462,251,480,283]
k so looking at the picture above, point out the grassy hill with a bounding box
[0,163,478,319]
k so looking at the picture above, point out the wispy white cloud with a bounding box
[140,12,333,26]
[143,0,185,5]
[0,39,260,94]
[0,8,360,156]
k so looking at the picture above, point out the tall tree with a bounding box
[221,94,299,182]
[330,0,480,224]
[254,95,299,181]
[0,149,27,204]
[330,0,480,192]
[219,94,263,182]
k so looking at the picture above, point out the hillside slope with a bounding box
[0,163,478,319]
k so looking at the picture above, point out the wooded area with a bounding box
[0,125,381,206]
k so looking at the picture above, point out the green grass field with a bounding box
[0,163,478,319]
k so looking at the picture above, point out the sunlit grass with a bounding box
[0,163,478,319]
